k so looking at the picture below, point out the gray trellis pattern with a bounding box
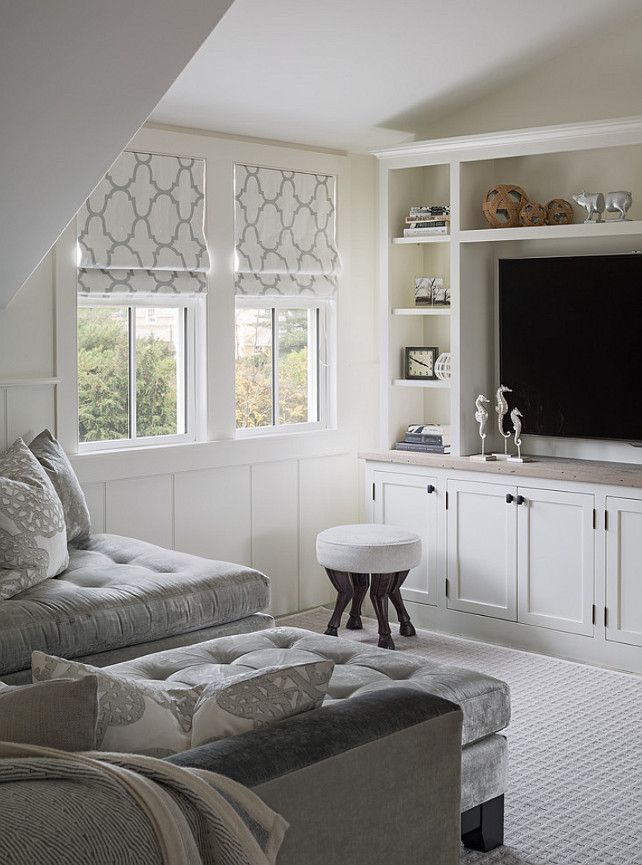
[234,164,339,296]
[0,440,68,600]
[78,150,209,297]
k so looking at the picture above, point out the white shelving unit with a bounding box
[392,379,450,389]
[392,307,451,316]
[373,114,642,457]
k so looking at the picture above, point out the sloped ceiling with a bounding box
[152,0,637,152]
[0,0,233,309]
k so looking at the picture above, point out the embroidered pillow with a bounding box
[191,660,334,748]
[29,429,91,544]
[32,652,201,757]
[0,438,69,599]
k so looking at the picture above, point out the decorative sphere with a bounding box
[519,200,547,227]
[482,184,528,228]
[546,198,574,225]
[435,352,452,382]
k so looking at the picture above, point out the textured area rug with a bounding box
[279,607,642,865]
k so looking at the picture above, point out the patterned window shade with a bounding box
[77,151,209,297]
[234,164,339,297]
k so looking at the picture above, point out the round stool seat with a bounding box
[316,523,421,575]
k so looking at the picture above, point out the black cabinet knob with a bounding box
[506,493,514,503]
[426,484,435,494]
[516,495,526,506]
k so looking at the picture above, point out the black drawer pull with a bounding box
[427,484,435,494]
[506,493,514,504]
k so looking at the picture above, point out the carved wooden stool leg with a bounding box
[370,573,395,649]
[324,569,353,636]
[346,573,369,630]
[388,570,416,637]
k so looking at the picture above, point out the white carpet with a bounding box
[279,607,642,865]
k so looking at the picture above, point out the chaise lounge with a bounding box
[0,533,273,685]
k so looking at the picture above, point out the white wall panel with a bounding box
[252,461,299,616]
[299,453,358,610]
[106,474,173,548]
[174,466,251,566]
[81,482,106,533]
[6,385,56,444]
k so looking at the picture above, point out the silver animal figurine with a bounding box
[507,407,532,463]
[573,191,605,223]
[495,385,512,458]
[605,190,632,221]
[470,394,496,461]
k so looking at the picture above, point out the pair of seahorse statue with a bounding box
[474,386,523,458]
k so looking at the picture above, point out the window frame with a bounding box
[235,295,336,438]
[77,293,204,453]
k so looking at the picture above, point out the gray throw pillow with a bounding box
[29,429,91,544]
[0,438,69,599]
[0,676,98,750]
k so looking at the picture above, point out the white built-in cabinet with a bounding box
[372,469,439,605]
[605,497,642,648]
[365,460,642,674]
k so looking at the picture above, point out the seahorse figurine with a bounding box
[495,385,512,457]
[474,394,490,457]
[510,408,523,460]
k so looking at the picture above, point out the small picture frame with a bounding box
[404,346,438,380]
[414,276,444,306]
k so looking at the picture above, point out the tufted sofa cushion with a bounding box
[103,627,510,746]
[0,533,270,677]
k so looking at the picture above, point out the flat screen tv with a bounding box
[499,253,642,442]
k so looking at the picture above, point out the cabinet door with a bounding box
[517,487,595,636]
[373,470,438,605]
[606,496,642,647]
[446,479,517,620]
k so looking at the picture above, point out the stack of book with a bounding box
[403,206,451,238]
[394,424,451,454]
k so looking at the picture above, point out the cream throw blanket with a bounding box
[0,741,287,865]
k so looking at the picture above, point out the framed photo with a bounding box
[414,276,443,306]
[432,282,450,305]
[404,346,438,380]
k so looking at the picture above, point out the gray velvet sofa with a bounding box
[0,533,274,684]
[171,688,465,865]
[101,626,511,858]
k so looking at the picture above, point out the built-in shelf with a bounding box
[392,235,451,245]
[392,307,451,316]
[392,379,450,389]
[459,220,642,244]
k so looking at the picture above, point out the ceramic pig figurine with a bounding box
[572,191,605,223]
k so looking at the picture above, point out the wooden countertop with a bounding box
[359,449,642,489]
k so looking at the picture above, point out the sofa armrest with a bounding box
[170,687,463,865]
[168,686,460,786]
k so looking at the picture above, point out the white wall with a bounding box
[0,0,233,309]
[0,126,379,617]
[420,7,642,140]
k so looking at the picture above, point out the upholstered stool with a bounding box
[316,524,421,649]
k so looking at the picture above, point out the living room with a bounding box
[1,2,641,864]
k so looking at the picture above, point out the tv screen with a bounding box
[499,253,642,442]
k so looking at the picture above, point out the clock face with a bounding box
[406,347,437,379]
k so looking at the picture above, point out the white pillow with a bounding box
[0,439,68,599]
[32,651,201,757]
[192,660,334,748]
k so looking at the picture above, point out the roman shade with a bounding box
[78,151,209,297]
[234,164,339,297]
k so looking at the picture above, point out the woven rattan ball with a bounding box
[546,198,574,225]
[482,185,528,228]
[519,200,547,227]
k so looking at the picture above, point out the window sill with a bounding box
[71,427,354,484]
